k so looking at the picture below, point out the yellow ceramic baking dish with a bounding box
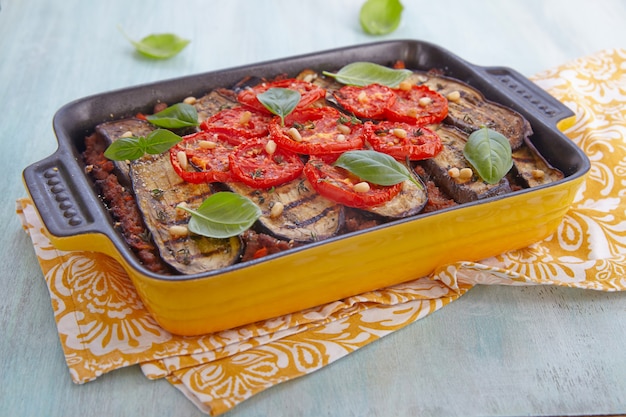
[22,40,589,335]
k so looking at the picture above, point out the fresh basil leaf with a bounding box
[119,26,190,59]
[103,136,146,161]
[322,62,412,87]
[334,149,421,188]
[463,127,513,184]
[103,129,182,161]
[359,0,404,36]
[257,88,301,126]
[146,102,199,128]
[179,192,262,239]
[144,129,183,154]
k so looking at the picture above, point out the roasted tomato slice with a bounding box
[170,130,234,184]
[365,121,443,161]
[303,158,402,208]
[269,106,365,156]
[228,137,304,189]
[332,83,396,119]
[237,78,326,114]
[384,84,448,125]
[199,106,273,145]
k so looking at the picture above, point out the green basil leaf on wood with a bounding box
[463,127,513,184]
[146,102,199,129]
[322,62,412,87]
[359,0,404,36]
[178,192,262,239]
[119,26,190,59]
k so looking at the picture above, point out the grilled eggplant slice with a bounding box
[409,71,532,150]
[193,89,239,122]
[225,176,345,243]
[421,124,512,203]
[130,153,242,274]
[364,167,428,219]
[511,141,564,188]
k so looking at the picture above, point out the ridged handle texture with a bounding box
[22,152,104,239]
[481,66,574,126]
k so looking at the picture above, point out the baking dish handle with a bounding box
[22,149,117,244]
[478,66,575,129]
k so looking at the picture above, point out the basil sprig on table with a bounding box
[104,129,182,161]
[177,192,262,239]
[146,102,199,129]
[463,127,513,184]
[322,62,412,87]
[257,88,301,126]
[359,0,404,36]
[334,150,422,189]
[119,26,190,59]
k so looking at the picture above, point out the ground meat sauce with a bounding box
[240,230,298,262]
[83,133,172,274]
[413,165,457,213]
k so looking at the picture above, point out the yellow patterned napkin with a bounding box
[16,48,626,416]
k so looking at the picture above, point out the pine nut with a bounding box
[419,97,432,107]
[239,110,252,125]
[120,131,133,138]
[199,140,217,149]
[392,128,407,139]
[399,80,413,91]
[169,225,189,237]
[337,124,351,134]
[183,96,197,105]
[358,91,367,103]
[270,201,284,218]
[265,139,277,155]
[177,151,188,170]
[459,167,473,179]
[448,167,460,178]
[288,127,302,142]
[353,182,371,193]
[532,169,545,179]
[446,91,461,102]
[336,134,346,142]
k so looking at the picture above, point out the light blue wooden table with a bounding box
[2,1,626,416]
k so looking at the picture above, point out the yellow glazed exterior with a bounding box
[32,170,585,336]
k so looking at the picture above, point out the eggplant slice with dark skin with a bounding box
[410,71,532,150]
[511,140,565,188]
[130,152,243,275]
[420,124,512,203]
[224,175,345,243]
[363,164,428,219]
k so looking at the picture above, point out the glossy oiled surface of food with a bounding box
[4,1,626,417]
